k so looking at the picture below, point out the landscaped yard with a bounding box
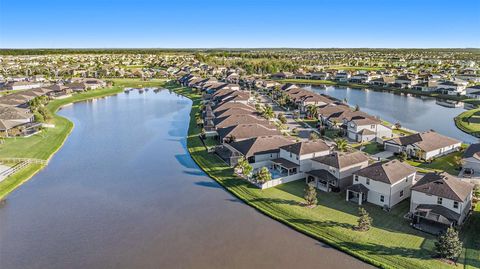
[173,84,480,269]
[455,108,480,137]
[355,142,384,155]
[406,151,463,175]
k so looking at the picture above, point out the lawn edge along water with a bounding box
[0,86,125,200]
[171,84,392,269]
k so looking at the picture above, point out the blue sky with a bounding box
[0,0,479,48]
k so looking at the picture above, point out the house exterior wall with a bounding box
[354,173,414,207]
[311,160,369,179]
[410,190,472,224]
[254,152,279,163]
[279,149,329,172]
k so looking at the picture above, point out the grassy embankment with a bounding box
[0,79,166,199]
[170,83,479,269]
[455,108,480,138]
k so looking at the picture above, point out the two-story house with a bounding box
[410,172,473,233]
[346,160,416,208]
[274,140,331,176]
[307,151,369,192]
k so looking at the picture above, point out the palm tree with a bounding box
[262,105,275,120]
[306,105,318,119]
[335,138,348,152]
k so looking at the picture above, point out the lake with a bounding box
[306,85,478,144]
[0,90,371,269]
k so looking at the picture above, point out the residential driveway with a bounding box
[257,94,312,140]
[371,151,394,160]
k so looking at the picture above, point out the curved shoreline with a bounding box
[0,87,124,200]
[173,87,382,269]
[454,108,480,138]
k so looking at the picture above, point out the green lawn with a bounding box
[0,78,167,199]
[173,84,479,269]
[406,151,463,175]
[355,142,383,155]
[455,108,480,137]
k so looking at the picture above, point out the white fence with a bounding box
[256,173,305,189]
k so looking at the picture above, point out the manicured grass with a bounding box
[455,108,480,137]
[355,142,383,155]
[0,78,167,199]
[0,164,43,199]
[173,84,478,269]
[406,151,463,175]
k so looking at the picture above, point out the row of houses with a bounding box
[0,78,107,137]
[270,69,479,97]
[180,73,474,234]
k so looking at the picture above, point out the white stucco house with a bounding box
[346,116,393,143]
[306,151,369,192]
[410,172,473,233]
[346,160,416,208]
[384,131,461,161]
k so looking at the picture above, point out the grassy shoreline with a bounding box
[171,83,479,269]
[455,108,480,138]
[0,79,166,199]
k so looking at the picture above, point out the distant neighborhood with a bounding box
[1,50,479,236]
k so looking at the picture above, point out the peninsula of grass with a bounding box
[0,78,166,199]
[455,108,480,137]
[171,83,480,269]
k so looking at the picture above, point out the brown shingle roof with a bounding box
[386,131,460,152]
[354,160,416,184]
[312,151,369,169]
[229,135,294,157]
[217,124,281,141]
[280,140,330,156]
[412,172,473,202]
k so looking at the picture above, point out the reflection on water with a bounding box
[307,85,478,143]
[0,90,371,269]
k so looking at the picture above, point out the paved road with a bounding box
[256,94,314,140]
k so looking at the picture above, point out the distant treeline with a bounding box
[1,48,479,56]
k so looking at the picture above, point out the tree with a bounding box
[356,207,372,231]
[277,112,287,124]
[435,227,463,260]
[309,132,319,141]
[453,155,463,169]
[399,151,408,162]
[235,157,253,177]
[306,105,318,119]
[255,167,272,183]
[262,105,275,120]
[335,138,348,152]
[304,184,317,206]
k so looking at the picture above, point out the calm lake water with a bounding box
[306,85,478,144]
[0,90,371,269]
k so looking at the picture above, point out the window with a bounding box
[290,152,292,158]
[454,201,459,209]
[366,178,370,185]
[354,175,358,182]
[437,197,443,205]
[380,195,384,202]
[371,124,375,129]
[400,190,404,197]
[296,155,299,160]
